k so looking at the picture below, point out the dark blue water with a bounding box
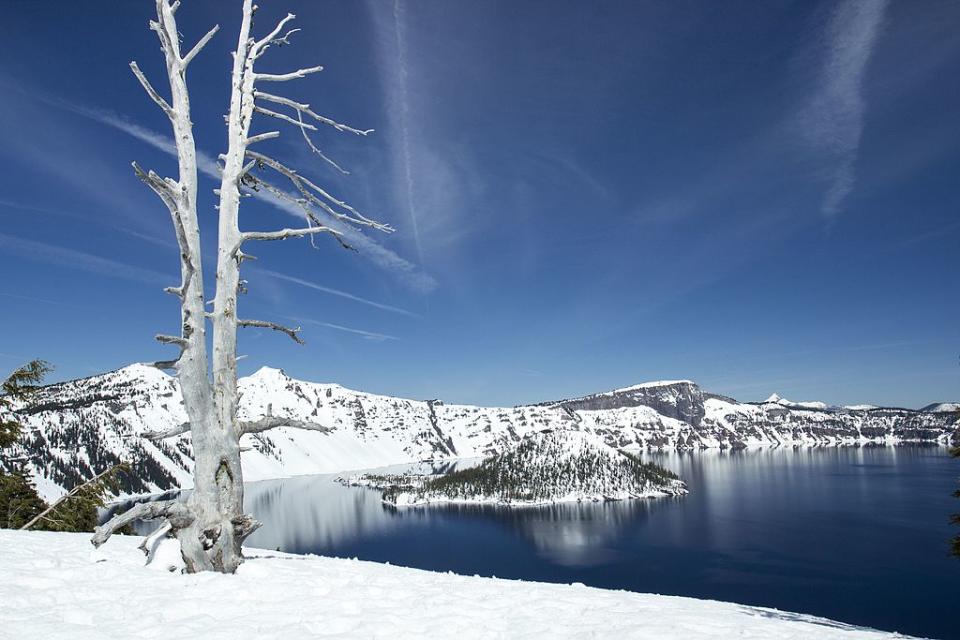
[239,446,958,639]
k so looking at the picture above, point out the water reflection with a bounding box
[243,459,683,567]
[244,459,478,551]
[481,499,667,567]
[245,445,950,573]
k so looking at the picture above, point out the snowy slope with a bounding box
[10,364,958,500]
[921,402,960,413]
[0,529,919,640]
[765,393,830,410]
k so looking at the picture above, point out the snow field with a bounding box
[0,530,918,640]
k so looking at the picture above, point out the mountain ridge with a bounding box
[8,363,958,500]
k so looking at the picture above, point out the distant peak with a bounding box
[115,362,171,381]
[614,380,695,393]
[248,366,287,379]
[763,393,829,410]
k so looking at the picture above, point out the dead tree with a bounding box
[92,0,390,573]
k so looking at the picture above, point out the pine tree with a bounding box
[0,360,51,449]
[1,360,52,528]
[1,360,129,533]
[0,472,45,529]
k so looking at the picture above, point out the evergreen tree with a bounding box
[0,472,45,529]
[1,360,51,529]
[1,360,129,533]
[0,360,51,449]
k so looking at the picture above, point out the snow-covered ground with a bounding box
[0,530,919,639]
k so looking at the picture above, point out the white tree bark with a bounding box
[94,0,390,574]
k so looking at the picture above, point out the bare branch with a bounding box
[132,162,177,208]
[251,13,296,58]
[232,514,262,543]
[21,464,126,531]
[246,131,280,145]
[255,92,373,136]
[129,62,173,117]
[182,24,220,67]
[155,334,188,348]
[153,333,188,371]
[169,0,180,14]
[149,15,180,70]
[240,226,339,244]
[254,105,316,131]
[240,416,333,435]
[238,319,304,344]
[143,421,191,440]
[246,151,393,232]
[295,109,350,175]
[138,522,172,563]
[247,107,358,185]
[153,358,182,372]
[133,165,200,298]
[239,173,354,251]
[271,28,301,48]
[91,499,192,548]
[255,65,324,82]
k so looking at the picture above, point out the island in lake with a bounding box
[340,430,687,506]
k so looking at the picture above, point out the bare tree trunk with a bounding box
[94,0,389,574]
[192,0,258,573]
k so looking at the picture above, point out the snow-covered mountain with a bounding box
[764,393,829,410]
[10,364,959,499]
[920,402,960,413]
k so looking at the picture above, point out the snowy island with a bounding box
[342,431,687,506]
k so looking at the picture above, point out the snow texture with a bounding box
[0,529,918,640]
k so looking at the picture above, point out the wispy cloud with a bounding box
[294,317,398,342]
[803,0,889,221]
[0,291,90,310]
[0,232,170,285]
[61,103,222,176]
[253,268,419,318]
[37,96,437,293]
[0,197,176,250]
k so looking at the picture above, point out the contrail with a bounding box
[293,317,399,342]
[254,268,420,318]
[392,0,425,265]
[809,0,889,220]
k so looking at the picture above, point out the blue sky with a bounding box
[0,0,957,408]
